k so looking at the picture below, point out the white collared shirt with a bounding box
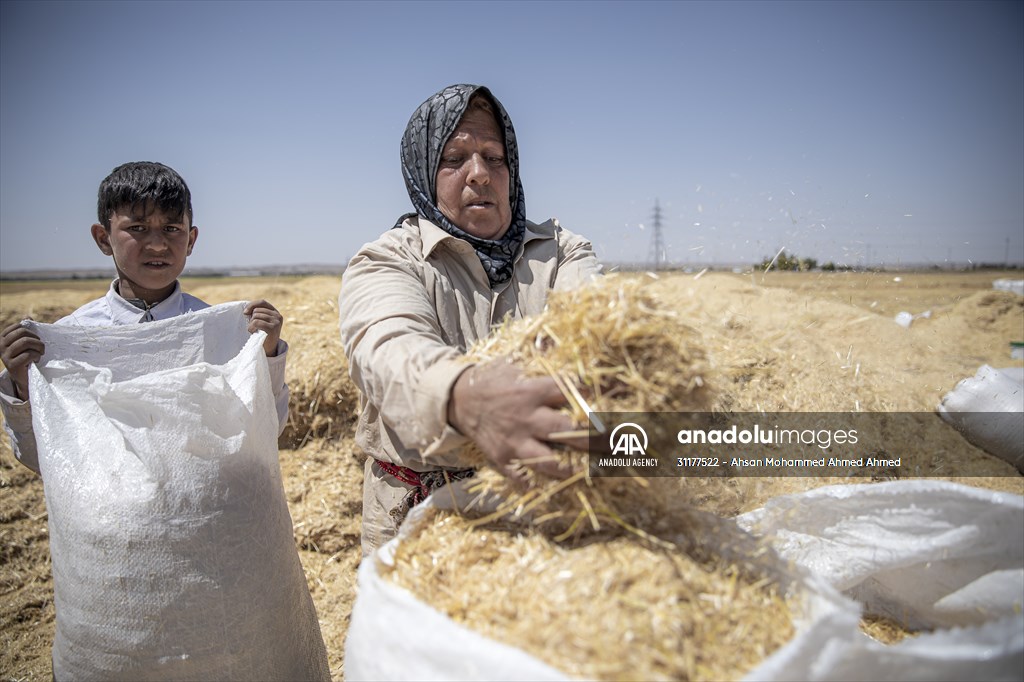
[66,279,210,324]
[0,280,290,474]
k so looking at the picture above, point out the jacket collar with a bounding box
[414,216,552,261]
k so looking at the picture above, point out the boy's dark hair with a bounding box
[97,161,193,229]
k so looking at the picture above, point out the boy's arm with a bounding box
[266,341,289,437]
[0,370,41,475]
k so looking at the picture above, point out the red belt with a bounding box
[375,460,432,503]
[373,459,475,513]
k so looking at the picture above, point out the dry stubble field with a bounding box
[1,269,1022,681]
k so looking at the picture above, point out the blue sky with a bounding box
[1,0,1021,272]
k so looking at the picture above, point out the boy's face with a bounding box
[91,203,198,304]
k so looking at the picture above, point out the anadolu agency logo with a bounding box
[594,420,660,471]
[609,422,649,456]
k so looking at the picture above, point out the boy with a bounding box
[0,161,290,473]
[0,162,329,682]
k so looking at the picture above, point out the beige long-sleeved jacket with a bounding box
[339,215,601,473]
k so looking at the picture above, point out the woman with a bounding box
[339,84,601,555]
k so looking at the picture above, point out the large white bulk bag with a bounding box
[936,365,1024,473]
[343,491,860,682]
[28,301,329,682]
[992,279,1024,296]
[738,481,1024,682]
[346,481,1023,681]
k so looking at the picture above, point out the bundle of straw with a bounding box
[277,292,361,448]
[470,273,712,417]
[457,274,715,540]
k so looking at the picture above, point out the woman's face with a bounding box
[435,105,512,240]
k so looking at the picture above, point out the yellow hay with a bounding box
[457,274,717,538]
[860,614,925,645]
[470,273,712,417]
[384,508,797,682]
[280,310,360,448]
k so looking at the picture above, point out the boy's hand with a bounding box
[0,321,45,400]
[244,300,283,357]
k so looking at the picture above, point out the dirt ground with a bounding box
[1,269,1021,681]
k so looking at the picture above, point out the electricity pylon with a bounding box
[648,199,666,270]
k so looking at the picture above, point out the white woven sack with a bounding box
[936,365,1024,473]
[992,279,1024,296]
[28,301,329,682]
[738,480,1024,681]
[343,490,859,682]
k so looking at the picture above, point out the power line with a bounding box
[648,199,666,270]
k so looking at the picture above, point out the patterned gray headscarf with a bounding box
[398,84,526,286]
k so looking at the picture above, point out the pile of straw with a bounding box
[274,280,361,447]
[860,614,923,645]
[280,307,360,448]
[384,507,796,681]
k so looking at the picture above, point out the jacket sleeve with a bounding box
[339,238,471,454]
[266,340,290,437]
[0,370,40,475]
[554,226,603,291]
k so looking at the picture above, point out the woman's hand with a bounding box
[447,359,589,484]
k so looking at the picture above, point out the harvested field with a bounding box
[1,269,1021,680]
